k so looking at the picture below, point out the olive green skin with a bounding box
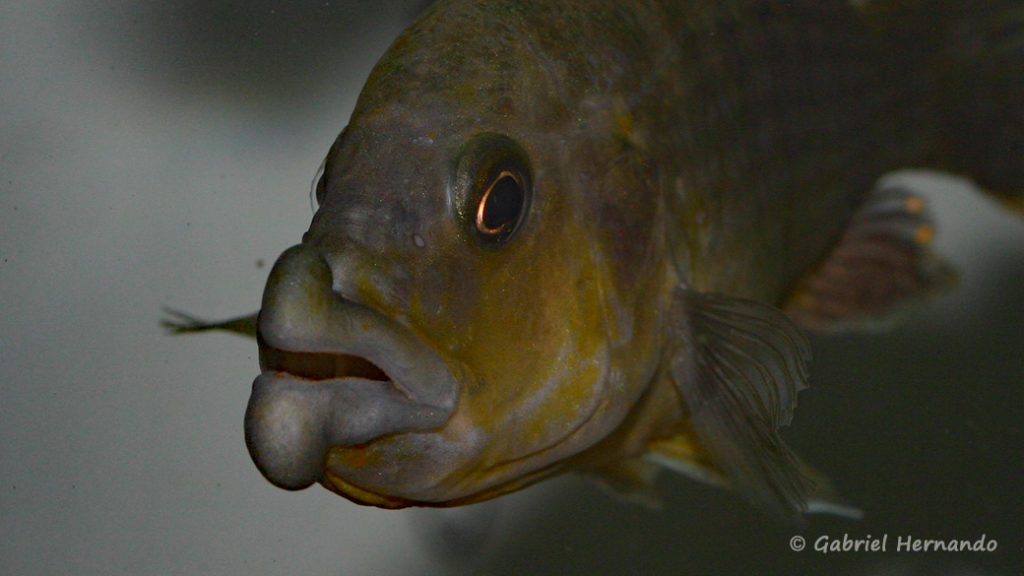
[269,0,992,506]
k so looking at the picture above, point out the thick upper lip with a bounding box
[244,244,459,490]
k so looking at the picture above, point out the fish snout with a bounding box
[245,243,459,491]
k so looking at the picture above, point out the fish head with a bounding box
[245,5,673,507]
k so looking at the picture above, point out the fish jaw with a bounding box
[244,243,461,494]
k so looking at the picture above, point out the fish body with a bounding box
[173,0,1022,517]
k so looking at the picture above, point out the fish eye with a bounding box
[452,133,532,246]
[476,171,525,236]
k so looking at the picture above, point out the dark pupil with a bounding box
[480,175,523,232]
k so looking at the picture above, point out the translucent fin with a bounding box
[646,433,862,519]
[645,432,726,488]
[160,308,259,339]
[784,184,957,332]
[584,458,664,509]
[796,460,863,520]
[668,289,812,521]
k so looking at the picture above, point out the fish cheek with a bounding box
[322,427,488,505]
[451,221,619,466]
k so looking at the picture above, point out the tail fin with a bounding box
[861,0,1024,213]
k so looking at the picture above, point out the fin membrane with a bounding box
[161,308,259,339]
[646,433,862,519]
[784,184,956,331]
[646,431,726,488]
[668,289,812,520]
[583,458,664,509]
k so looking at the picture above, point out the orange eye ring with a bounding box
[451,133,532,247]
[475,171,524,236]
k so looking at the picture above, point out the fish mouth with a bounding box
[262,348,391,386]
[244,244,459,491]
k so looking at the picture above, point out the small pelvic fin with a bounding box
[160,308,259,339]
[645,431,726,488]
[584,458,664,509]
[669,289,813,521]
[792,459,862,520]
[646,433,862,519]
[784,184,957,332]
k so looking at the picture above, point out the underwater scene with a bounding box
[2,1,1022,574]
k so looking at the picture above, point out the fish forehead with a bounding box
[347,1,654,139]
[356,3,549,108]
[311,0,665,245]
[308,122,453,249]
[308,56,543,254]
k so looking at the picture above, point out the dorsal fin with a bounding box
[784,184,957,331]
[668,289,812,521]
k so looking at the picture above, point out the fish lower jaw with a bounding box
[244,369,456,492]
[320,461,566,509]
[321,469,417,509]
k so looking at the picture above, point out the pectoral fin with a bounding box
[667,289,812,520]
[784,184,957,332]
[161,308,259,339]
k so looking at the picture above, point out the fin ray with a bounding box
[784,184,957,331]
[160,308,259,339]
[583,458,664,509]
[669,290,812,520]
[646,432,862,519]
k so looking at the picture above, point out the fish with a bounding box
[164,0,1023,520]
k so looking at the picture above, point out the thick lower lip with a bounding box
[243,244,459,491]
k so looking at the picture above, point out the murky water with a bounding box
[2,2,1021,574]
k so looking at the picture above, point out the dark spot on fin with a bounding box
[160,308,259,339]
[784,184,957,332]
[669,290,812,521]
